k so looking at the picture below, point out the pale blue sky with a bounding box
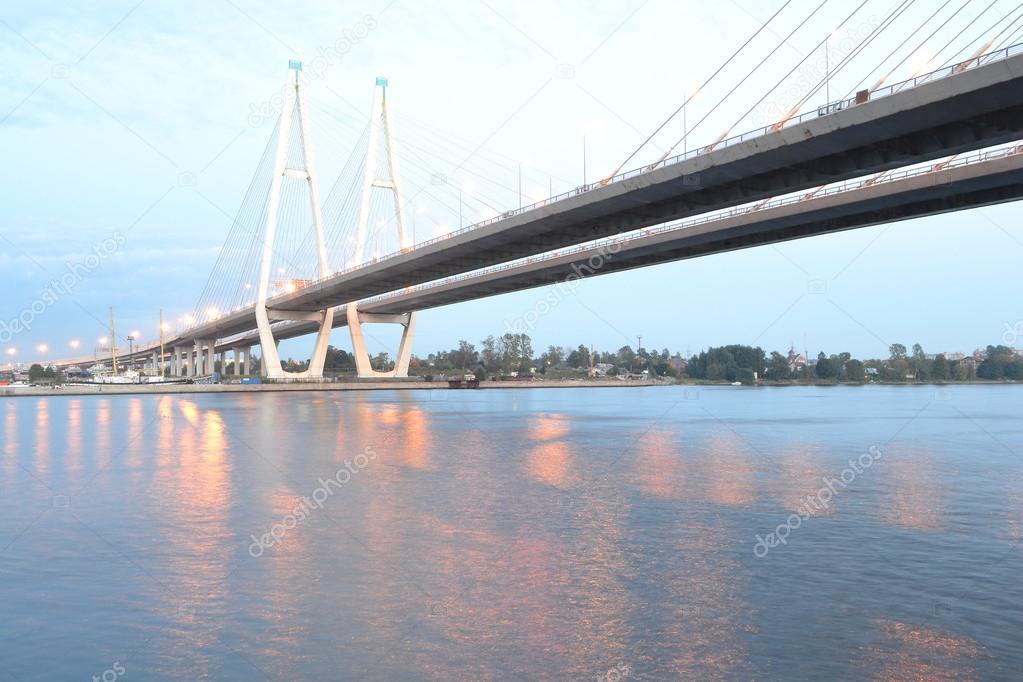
[2,0,1022,365]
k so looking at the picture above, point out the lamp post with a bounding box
[583,134,587,186]
[127,332,138,376]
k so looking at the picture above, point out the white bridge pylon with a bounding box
[346,76,418,379]
[255,63,334,380]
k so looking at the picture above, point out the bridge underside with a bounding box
[207,149,1023,353]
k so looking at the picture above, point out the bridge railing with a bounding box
[292,41,1023,294]
[214,142,1023,347]
[353,143,1023,307]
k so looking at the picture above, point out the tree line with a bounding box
[685,342,1023,383]
[282,335,1023,383]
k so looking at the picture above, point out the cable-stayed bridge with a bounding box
[47,42,1023,380]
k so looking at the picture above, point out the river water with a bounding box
[1,385,1021,680]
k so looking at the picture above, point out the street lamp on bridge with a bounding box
[127,331,140,371]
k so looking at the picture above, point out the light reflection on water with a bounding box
[0,385,1021,680]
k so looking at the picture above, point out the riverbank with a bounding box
[0,378,661,397]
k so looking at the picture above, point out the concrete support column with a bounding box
[242,347,250,375]
[192,341,202,376]
[346,303,417,379]
[233,348,242,376]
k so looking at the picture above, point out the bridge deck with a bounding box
[268,48,1023,315]
[201,146,1023,354]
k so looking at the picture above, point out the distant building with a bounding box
[668,354,686,373]
[942,352,965,361]
[787,346,807,371]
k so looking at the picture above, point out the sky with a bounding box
[1,0,1022,367]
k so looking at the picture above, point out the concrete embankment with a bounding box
[0,379,660,398]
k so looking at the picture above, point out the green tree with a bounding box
[765,351,792,381]
[685,345,765,382]
[616,345,636,371]
[28,364,45,382]
[454,340,477,370]
[931,354,950,381]
[480,336,498,372]
[978,345,1020,380]
[567,344,591,369]
[542,345,565,368]
[845,359,865,382]
[889,343,907,361]
[815,352,837,379]
[324,345,355,372]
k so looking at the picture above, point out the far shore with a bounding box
[3,376,1022,398]
[0,378,661,398]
